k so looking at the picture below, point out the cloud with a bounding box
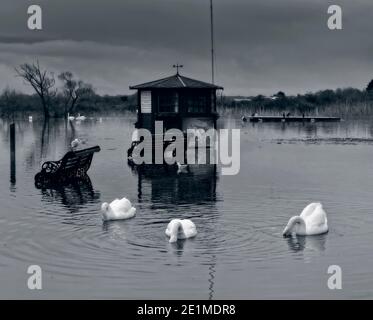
[0,0,372,95]
[0,40,212,95]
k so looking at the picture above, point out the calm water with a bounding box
[0,116,373,299]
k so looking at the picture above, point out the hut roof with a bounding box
[130,73,223,90]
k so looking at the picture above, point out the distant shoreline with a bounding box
[1,87,373,119]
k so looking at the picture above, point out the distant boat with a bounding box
[249,115,341,123]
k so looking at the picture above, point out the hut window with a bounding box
[211,90,216,112]
[183,93,208,113]
[158,91,179,113]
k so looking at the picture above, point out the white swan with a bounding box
[176,162,189,174]
[76,113,86,121]
[71,138,81,148]
[71,138,87,148]
[165,219,197,243]
[101,197,136,221]
[283,202,328,237]
[67,113,75,121]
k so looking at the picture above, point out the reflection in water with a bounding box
[170,238,187,251]
[25,119,79,171]
[130,163,218,205]
[37,175,100,212]
[286,234,327,254]
[129,162,219,299]
[10,123,16,186]
[208,254,216,300]
[102,220,130,240]
[247,120,332,140]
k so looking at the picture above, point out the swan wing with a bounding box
[181,220,197,238]
[109,199,121,211]
[300,203,320,219]
[110,198,131,213]
[105,203,136,220]
[126,207,136,218]
[308,204,327,228]
[119,198,132,211]
[302,204,328,235]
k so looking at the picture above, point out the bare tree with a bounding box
[15,61,55,118]
[58,71,94,116]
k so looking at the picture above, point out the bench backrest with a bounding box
[59,146,101,174]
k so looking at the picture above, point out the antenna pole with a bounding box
[173,64,183,75]
[210,0,215,84]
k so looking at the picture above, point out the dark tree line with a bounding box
[225,79,373,116]
[4,61,373,118]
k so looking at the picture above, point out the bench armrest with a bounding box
[41,160,61,174]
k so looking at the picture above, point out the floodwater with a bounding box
[0,115,372,299]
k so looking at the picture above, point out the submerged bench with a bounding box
[35,146,100,187]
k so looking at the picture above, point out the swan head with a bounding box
[283,216,303,237]
[101,202,110,213]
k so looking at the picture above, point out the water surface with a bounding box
[0,116,372,299]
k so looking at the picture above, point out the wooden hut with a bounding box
[129,71,223,134]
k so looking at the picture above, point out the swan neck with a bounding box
[172,221,182,234]
[170,221,182,242]
[293,216,305,225]
[283,216,305,236]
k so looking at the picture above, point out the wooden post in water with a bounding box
[10,123,16,184]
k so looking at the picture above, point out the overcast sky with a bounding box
[0,0,372,96]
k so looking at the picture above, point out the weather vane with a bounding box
[173,64,183,75]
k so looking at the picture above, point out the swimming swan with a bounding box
[101,197,136,221]
[283,202,328,237]
[71,138,81,148]
[165,219,197,243]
